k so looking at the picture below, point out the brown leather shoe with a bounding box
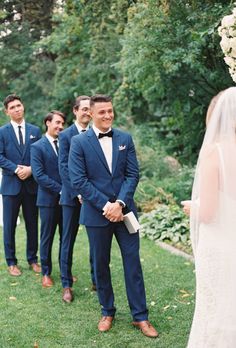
[91,283,97,291]
[62,288,74,303]
[98,316,114,332]
[42,275,54,288]
[72,275,77,283]
[8,265,22,276]
[29,263,41,273]
[132,320,159,338]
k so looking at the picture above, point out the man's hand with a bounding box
[16,165,32,180]
[103,202,123,222]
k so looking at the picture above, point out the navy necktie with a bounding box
[18,125,24,151]
[53,139,59,155]
[98,130,113,139]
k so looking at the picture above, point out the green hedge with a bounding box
[139,203,192,253]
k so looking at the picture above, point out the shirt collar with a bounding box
[74,121,89,133]
[92,125,112,137]
[45,133,57,144]
[11,120,25,129]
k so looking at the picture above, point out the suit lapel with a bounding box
[22,123,30,157]
[43,136,58,159]
[8,124,22,155]
[112,130,120,175]
[87,129,111,174]
[71,124,79,137]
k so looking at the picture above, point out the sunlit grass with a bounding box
[0,223,195,348]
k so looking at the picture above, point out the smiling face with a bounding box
[73,99,91,128]
[5,99,24,124]
[91,101,114,133]
[46,113,65,139]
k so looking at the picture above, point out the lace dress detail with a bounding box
[188,213,236,347]
[187,143,236,347]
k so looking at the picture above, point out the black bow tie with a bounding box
[98,130,113,139]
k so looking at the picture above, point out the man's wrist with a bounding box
[116,200,125,208]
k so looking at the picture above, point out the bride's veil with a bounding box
[188,86,236,346]
[190,86,236,255]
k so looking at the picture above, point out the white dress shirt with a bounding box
[92,125,113,173]
[92,125,126,212]
[45,133,58,155]
[74,122,89,134]
[11,120,26,145]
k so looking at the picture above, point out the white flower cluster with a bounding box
[218,8,236,82]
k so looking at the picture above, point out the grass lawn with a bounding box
[0,223,195,348]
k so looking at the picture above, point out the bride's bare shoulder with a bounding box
[200,143,219,163]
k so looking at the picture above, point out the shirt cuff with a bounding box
[103,201,112,211]
[116,199,126,208]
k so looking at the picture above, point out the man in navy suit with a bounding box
[68,95,158,338]
[59,95,96,303]
[0,94,41,276]
[31,110,65,288]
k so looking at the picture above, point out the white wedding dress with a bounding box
[187,88,236,347]
[187,140,236,347]
[187,193,236,347]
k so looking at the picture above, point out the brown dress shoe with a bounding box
[72,276,77,283]
[30,263,41,273]
[132,320,159,338]
[91,283,97,291]
[62,288,74,303]
[42,275,54,288]
[8,265,22,276]
[98,316,114,332]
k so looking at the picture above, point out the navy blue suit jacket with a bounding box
[68,128,139,227]
[58,124,80,206]
[0,122,41,195]
[31,136,62,207]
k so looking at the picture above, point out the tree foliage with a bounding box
[36,0,132,121]
[0,0,234,158]
[116,0,234,162]
[0,0,56,126]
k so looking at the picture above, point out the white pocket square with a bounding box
[119,145,126,151]
[30,135,36,139]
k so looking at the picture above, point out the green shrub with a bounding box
[135,178,176,212]
[132,124,195,208]
[160,165,195,204]
[139,203,191,251]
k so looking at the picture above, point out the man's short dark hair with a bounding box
[74,96,90,110]
[90,94,112,107]
[3,94,22,109]
[44,110,66,130]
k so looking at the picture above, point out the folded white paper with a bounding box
[123,211,140,234]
